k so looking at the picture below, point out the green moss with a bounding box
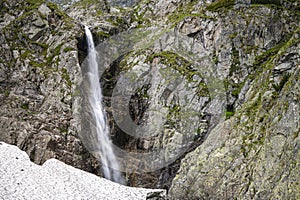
[251,0,281,6]
[31,41,48,49]
[148,51,192,78]
[13,10,35,24]
[72,0,107,15]
[46,1,75,30]
[229,32,237,39]
[240,122,266,158]
[61,67,72,87]
[292,131,299,139]
[20,50,32,59]
[225,111,234,119]
[253,32,294,70]
[46,2,68,19]
[46,44,63,64]
[96,31,110,38]
[212,50,218,65]
[207,0,235,12]
[272,73,291,92]
[29,60,46,68]
[168,13,214,25]
[227,66,244,97]
[46,2,59,11]
[167,0,215,25]
[58,127,68,134]
[241,145,248,157]
[63,47,75,52]
[4,89,10,97]
[244,45,258,54]
[24,0,45,11]
[25,0,45,4]
[131,5,151,28]
[166,104,181,127]
[231,83,243,97]
[236,27,300,162]
[196,82,210,97]
[73,0,99,7]
[0,1,9,14]
[54,44,63,55]
[46,56,53,65]
[113,16,127,26]
[229,45,240,76]
[21,103,29,110]
[243,93,263,120]
[147,51,210,97]
[96,9,103,16]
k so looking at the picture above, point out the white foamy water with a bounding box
[85,26,124,184]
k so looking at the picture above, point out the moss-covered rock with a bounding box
[169,26,299,200]
[1,0,299,198]
[0,0,101,177]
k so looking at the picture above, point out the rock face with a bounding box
[161,1,299,199]
[0,0,299,199]
[95,0,299,194]
[0,141,166,199]
[0,0,101,175]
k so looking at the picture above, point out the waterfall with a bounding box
[84,26,124,185]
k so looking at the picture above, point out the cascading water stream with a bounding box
[84,26,124,184]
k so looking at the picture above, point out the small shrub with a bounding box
[207,0,235,12]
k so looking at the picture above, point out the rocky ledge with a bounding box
[0,141,166,200]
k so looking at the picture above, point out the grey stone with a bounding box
[1,0,299,197]
[38,4,52,16]
[274,62,292,72]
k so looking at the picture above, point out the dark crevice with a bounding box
[99,55,211,189]
[76,33,88,66]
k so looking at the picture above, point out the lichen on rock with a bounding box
[0,0,299,199]
[0,0,100,175]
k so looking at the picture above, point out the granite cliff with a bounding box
[0,0,299,199]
